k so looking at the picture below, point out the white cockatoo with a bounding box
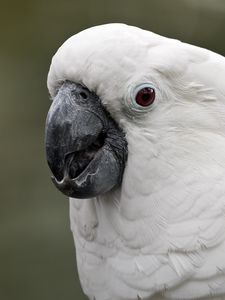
[45,24,225,300]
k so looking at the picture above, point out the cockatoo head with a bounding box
[45,23,223,200]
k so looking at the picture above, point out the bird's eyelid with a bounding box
[132,82,158,96]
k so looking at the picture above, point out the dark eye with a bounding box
[135,87,155,107]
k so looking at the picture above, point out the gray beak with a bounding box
[45,81,127,199]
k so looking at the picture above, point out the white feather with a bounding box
[48,24,225,300]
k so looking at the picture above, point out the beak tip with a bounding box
[51,175,75,198]
[51,175,57,184]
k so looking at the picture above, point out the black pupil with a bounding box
[80,92,88,99]
[142,93,150,101]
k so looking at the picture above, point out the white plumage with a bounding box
[47,24,225,300]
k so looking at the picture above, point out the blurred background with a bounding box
[1,0,225,299]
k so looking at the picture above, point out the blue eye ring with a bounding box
[127,83,158,113]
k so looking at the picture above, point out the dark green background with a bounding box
[1,0,225,299]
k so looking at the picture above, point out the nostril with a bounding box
[71,88,88,100]
[79,92,88,99]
